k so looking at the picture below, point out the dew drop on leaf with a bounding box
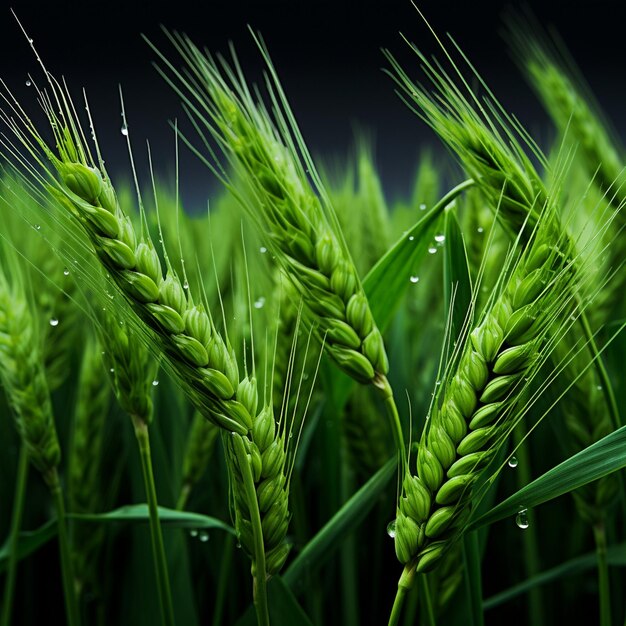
[515,508,529,530]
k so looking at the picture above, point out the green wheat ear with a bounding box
[0,231,60,484]
[150,32,389,386]
[145,31,409,485]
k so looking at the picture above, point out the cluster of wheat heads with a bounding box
[1,11,626,626]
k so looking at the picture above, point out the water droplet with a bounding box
[101,351,106,356]
[428,247,437,254]
[515,508,529,529]
[254,297,265,309]
[477,227,484,234]
[109,368,115,373]
[434,234,445,243]
[120,124,129,136]
[419,203,427,211]
[152,380,159,387]
[409,275,420,284]
[508,456,518,468]
[236,541,242,549]
[33,224,41,231]
[49,318,59,327]
[596,385,603,391]
[63,267,70,276]
[260,246,267,254]
[386,520,397,538]
[189,529,198,538]
[25,79,31,87]
[183,280,189,290]
[28,38,33,44]
[408,235,415,241]
[199,531,209,542]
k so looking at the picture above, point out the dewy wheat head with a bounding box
[1,7,626,626]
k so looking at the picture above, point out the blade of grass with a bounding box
[1,444,29,626]
[462,531,484,626]
[68,505,236,532]
[483,542,626,610]
[364,179,474,332]
[443,203,473,345]
[0,520,57,574]
[468,425,626,531]
[283,457,396,593]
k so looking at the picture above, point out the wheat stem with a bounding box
[132,416,175,626]
[212,534,235,626]
[593,522,611,626]
[418,575,436,626]
[176,484,192,511]
[231,433,270,626]
[48,468,81,626]
[375,375,407,475]
[389,562,417,626]
[0,444,29,626]
[512,426,543,626]
[578,309,622,430]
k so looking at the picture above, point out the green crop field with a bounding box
[1,6,625,625]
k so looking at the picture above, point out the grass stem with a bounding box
[512,426,543,626]
[176,483,191,511]
[48,468,81,626]
[388,562,416,626]
[418,574,436,626]
[212,534,235,626]
[132,416,175,626]
[1,445,29,626]
[593,522,611,626]
[375,375,407,475]
[231,434,270,626]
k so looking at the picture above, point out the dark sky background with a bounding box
[1,0,625,207]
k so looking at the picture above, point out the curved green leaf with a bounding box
[363,179,474,332]
[283,457,396,593]
[469,425,626,531]
[443,203,473,347]
[69,504,235,534]
[0,520,57,574]
[483,542,626,610]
